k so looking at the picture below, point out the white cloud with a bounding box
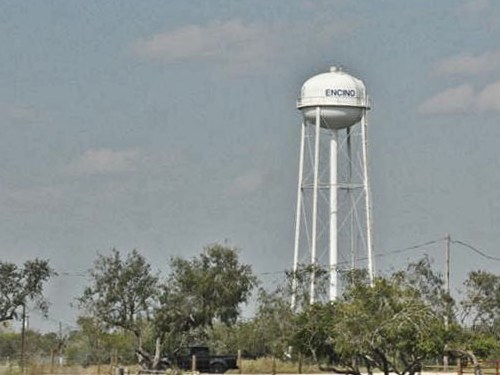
[131,18,353,72]
[132,20,272,66]
[434,50,500,76]
[477,80,500,112]
[69,148,141,176]
[419,80,500,115]
[418,84,474,115]
[227,169,266,196]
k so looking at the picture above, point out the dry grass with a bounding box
[0,364,125,375]
[1,359,321,375]
[229,358,321,374]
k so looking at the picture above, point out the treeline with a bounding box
[0,245,499,374]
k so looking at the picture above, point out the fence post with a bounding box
[50,349,55,374]
[298,352,302,374]
[237,349,242,374]
[457,357,463,375]
[496,360,499,375]
[272,356,276,375]
[192,354,196,373]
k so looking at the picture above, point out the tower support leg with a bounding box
[291,122,306,310]
[310,107,321,304]
[361,110,375,285]
[329,129,338,301]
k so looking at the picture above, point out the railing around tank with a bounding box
[296,95,371,109]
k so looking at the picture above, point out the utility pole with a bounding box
[445,233,450,304]
[444,233,451,371]
[58,321,63,366]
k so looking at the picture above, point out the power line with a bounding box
[259,237,445,276]
[452,239,500,262]
[377,237,445,257]
[57,271,88,277]
[51,237,498,281]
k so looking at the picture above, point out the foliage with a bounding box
[0,259,54,323]
[153,244,258,349]
[291,266,448,375]
[290,303,337,363]
[466,331,500,359]
[0,330,60,362]
[289,268,359,363]
[206,322,239,354]
[252,288,295,358]
[327,271,445,375]
[73,246,500,370]
[153,283,201,351]
[66,316,106,366]
[458,270,500,359]
[23,331,61,363]
[77,249,159,341]
[207,320,269,359]
[214,265,318,360]
[228,265,327,360]
[286,263,329,311]
[0,331,19,359]
[461,270,500,334]
[66,316,137,366]
[171,244,258,326]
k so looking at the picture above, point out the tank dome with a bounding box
[297,66,370,129]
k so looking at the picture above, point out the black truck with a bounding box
[160,346,238,373]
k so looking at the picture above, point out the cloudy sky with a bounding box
[1,0,500,332]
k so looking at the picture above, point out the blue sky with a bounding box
[1,0,500,332]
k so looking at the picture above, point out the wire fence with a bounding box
[0,362,126,375]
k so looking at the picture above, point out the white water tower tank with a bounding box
[297,66,370,129]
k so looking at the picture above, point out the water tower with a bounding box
[291,66,374,307]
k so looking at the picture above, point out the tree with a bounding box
[252,288,295,358]
[154,244,258,348]
[66,316,137,366]
[286,263,329,312]
[461,270,500,334]
[403,256,454,320]
[458,270,500,359]
[248,264,330,361]
[291,302,337,363]
[78,249,159,342]
[0,259,54,322]
[301,268,446,375]
[0,330,19,359]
